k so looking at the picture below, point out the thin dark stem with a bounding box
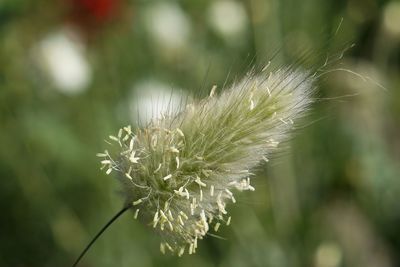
[72,205,132,267]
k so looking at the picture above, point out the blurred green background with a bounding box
[1,0,400,266]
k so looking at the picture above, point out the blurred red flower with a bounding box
[68,0,122,25]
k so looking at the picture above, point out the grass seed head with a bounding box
[99,66,314,255]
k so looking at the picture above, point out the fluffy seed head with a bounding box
[98,66,314,255]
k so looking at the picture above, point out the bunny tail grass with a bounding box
[97,66,315,255]
[72,204,132,267]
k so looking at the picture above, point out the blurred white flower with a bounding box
[383,1,400,37]
[207,0,248,40]
[129,79,188,125]
[144,2,191,51]
[34,27,92,95]
[314,242,343,267]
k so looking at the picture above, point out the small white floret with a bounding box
[178,246,185,257]
[176,128,184,137]
[195,176,207,187]
[209,85,217,97]
[129,151,140,163]
[163,174,172,181]
[170,146,179,153]
[160,243,166,254]
[134,209,139,219]
[214,222,221,232]
[109,135,119,142]
[133,199,143,206]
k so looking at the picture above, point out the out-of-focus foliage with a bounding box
[0,0,399,267]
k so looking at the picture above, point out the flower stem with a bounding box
[72,204,132,267]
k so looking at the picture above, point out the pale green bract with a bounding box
[97,67,314,256]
